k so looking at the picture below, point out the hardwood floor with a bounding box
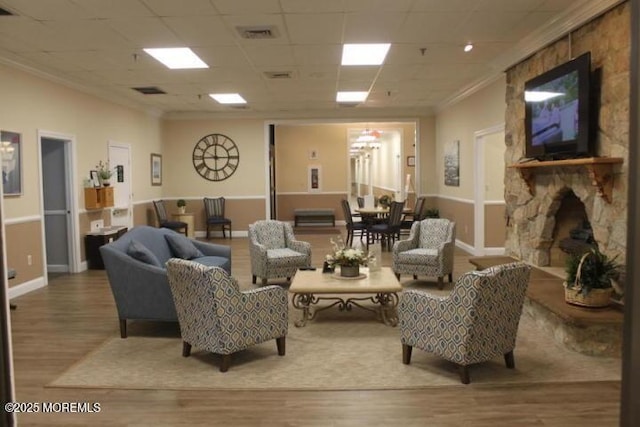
[8,233,621,426]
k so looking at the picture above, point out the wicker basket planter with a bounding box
[564,284,612,308]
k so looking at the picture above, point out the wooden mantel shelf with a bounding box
[508,157,624,203]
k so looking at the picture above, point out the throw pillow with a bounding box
[127,240,161,267]
[165,233,204,260]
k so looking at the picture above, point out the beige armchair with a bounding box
[248,220,312,285]
[392,218,456,289]
[166,259,288,372]
[399,262,531,384]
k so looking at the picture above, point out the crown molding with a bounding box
[436,0,625,112]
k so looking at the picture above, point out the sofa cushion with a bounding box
[127,240,162,267]
[165,233,204,260]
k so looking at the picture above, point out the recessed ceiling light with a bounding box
[336,91,369,103]
[143,48,208,69]
[341,43,391,66]
[464,43,474,52]
[209,93,247,104]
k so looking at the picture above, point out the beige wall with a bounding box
[0,63,164,285]
[161,119,266,197]
[5,220,43,287]
[418,116,437,195]
[435,77,506,200]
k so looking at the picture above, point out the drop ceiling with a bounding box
[0,0,620,119]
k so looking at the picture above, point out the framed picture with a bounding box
[444,139,460,186]
[151,153,162,186]
[308,165,321,192]
[309,149,318,160]
[407,155,415,167]
[89,170,101,188]
[1,130,22,196]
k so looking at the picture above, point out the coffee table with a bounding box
[289,267,402,327]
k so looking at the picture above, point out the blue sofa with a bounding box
[100,225,231,338]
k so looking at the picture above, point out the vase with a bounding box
[178,206,186,214]
[101,179,111,187]
[340,265,360,278]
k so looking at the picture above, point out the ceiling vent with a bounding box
[236,25,279,39]
[132,86,166,95]
[337,102,360,108]
[0,6,15,15]
[264,71,293,79]
[229,105,249,110]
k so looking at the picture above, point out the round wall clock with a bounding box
[192,133,239,181]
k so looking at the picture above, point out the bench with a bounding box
[294,208,336,227]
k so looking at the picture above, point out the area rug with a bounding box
[49,306,620,391]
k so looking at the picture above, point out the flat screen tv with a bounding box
[524,52,592,160]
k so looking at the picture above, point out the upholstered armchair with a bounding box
[249,220,311,285]
[392,218,456,289]
[399,262,531,384]
[166,259,288,372]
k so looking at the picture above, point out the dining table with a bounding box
[355,206,414,246]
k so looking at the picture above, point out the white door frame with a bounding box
[473,123,505,256]
[37,130,81,279]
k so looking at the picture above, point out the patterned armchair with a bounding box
[249,220,312,285]
[399,262,531,384]
[392,218,456,289]
[166,259,288,372]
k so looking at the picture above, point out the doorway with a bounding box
[473,124,506,256]
[38,131,80,276]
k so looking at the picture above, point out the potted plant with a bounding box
[378,194,393,209]
[325,236,373,278]
[96,160,113,186]
[564,246,621,308]
[176,199,186,214]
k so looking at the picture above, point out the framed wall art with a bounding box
[444,139,460,187]
[1,130,22,196]
[151,153,162,186]
[308,165,321,192]
[407,155,415,167]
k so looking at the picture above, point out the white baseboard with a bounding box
[455,240,475,255]
[8,276,46,299]
[79,261,88,272]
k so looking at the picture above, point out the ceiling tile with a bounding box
[163,15,237,46]
[141,0,219,16]
[346,0,414,13]
[106,17,182,47]
[211,0,282,15]
[342,12,407,42]
[1,0,93,20]
[280,0,346,13]
[292,45,341,66]
[285,14,345,44]
[71,0,154,18]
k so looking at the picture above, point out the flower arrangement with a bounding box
[378,194,393,208]
[96,160,113,180]
[325,236,372,268]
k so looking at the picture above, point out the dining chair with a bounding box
[204,197,232,239]
[341,199,367,246]
[368,201,406,250]
[401,196,427,235]
[153,200,188,235]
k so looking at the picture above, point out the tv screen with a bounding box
[524,52,592,160]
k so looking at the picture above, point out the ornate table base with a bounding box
[291,292,399,327]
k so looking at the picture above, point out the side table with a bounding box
[172,213,195,238]
[85,226,128,269]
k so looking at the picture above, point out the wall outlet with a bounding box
[27,255,32,266]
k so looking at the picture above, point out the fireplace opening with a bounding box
[549,191,593,268]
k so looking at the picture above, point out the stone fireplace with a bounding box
[503,3,629,269]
